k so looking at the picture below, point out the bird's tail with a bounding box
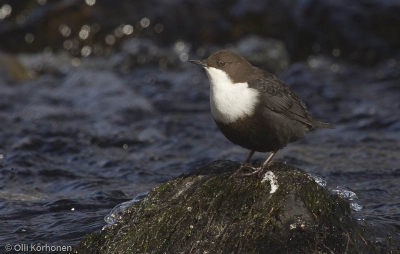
[311,118,336,129]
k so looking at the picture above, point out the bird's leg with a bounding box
[240,149,279,177]
[261,149,278,168]
[229,150,256,178]
[244,150,255,162]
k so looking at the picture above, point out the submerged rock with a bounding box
[74,160,370,253]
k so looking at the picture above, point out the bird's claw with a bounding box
[230,162,265,178]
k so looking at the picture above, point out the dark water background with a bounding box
[0,0,399,252]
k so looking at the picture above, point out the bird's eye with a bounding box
[219,61,226,67]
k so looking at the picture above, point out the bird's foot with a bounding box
[230,162,271,178]
[229,162,256,178]
[230,150,278,178]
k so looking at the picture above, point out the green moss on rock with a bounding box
[75,160,370,254]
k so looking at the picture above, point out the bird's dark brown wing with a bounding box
[247,73,314,126]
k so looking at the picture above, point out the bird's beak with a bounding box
[189,60,208,67]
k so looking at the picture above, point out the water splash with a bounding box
[308,174,363,212]
[332,186,363,212]
[103,192,148,230]
[308,173,327,187]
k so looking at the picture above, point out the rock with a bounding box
[0,51,34,81]
[74,160,369,254]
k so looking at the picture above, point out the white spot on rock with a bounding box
[261,171,279,193]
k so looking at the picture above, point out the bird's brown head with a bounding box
[190,50,254,83]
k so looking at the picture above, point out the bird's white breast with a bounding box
[204,67,259,124]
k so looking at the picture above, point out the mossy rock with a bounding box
[74,160,369,254]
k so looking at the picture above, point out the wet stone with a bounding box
[75,160,373,254]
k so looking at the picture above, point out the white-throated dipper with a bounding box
[190,50,335,177]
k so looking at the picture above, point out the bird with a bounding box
[190,50,335,177]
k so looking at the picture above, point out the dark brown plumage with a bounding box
[190,50,335,176]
